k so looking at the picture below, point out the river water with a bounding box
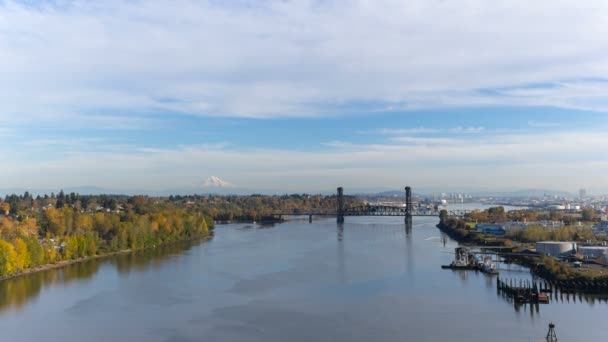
[0,215,606,341]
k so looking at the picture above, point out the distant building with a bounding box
[475,223,506,235]
[578,246,608,259]
[596,221,608,230]
[579,188,587,199]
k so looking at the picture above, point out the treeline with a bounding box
[506,225,595,243]
[466,207,599,224]
[0,195,213,278]
[171,193,363,222]
[2,190,129,215]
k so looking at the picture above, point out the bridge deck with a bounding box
[274,205,469,218]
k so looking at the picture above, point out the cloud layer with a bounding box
[3,130,608,193]
[2,1,608,193]
[2,0,608,120]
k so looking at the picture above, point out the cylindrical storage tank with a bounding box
[578,246,608,259]
[536,241,577,256]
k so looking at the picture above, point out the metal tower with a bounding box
[545,322,557,342]
[337,187,345,223]
[405,186,412,218]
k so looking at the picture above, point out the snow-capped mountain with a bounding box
[202,176,236,188]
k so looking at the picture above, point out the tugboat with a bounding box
[479,255,499,275]
[441,247,477,270]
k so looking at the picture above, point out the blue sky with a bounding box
[2,1,608,193]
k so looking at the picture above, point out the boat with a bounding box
[479,255,499,275]
[441,247,478,270]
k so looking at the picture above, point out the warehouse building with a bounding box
[578,246,608,259]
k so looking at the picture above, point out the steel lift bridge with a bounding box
[273,187,469,224]
[336,186,470,223]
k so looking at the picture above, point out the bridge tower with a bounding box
[337,187,345,223]
[405,186,412,219]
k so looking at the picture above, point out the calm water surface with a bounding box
[0,215,606,341]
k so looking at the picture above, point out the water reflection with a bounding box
[337,224,346,284]
[0,260,100,313]
[0,237,209,313]
[110,239,202,276]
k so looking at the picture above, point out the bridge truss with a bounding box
[273,187,470,223]
[343,205,469,218]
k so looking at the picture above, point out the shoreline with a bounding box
[0,235,211,283]
[436,220,608,293]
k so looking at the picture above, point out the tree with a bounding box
[25,237,44,267]
[13,238,30,271]
[488,206,506,223]
[581,208,595,221]
[0,239,17,277]
[439,209,448,223]
[1,202,9,215]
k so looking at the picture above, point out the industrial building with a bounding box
[536,241,577,257]
[578,246,608,259]
[474,223,506,235]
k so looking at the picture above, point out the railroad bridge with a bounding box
[276,186,470,223]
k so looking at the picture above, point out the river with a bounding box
[0,215,606,341]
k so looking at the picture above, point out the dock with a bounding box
[497,276,550,304]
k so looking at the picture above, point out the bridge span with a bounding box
[274,186,470,223]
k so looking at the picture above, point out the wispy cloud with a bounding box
[390,136,457,145]
[377,126,485,135]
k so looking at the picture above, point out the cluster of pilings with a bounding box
[497,276,550,304]
[542,278,608,294]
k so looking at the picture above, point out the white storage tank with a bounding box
[578,246,608,258]
[536,241,577,256]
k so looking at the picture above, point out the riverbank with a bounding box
[437,220,608,292]
[0,234,211,283]
[435,220,513,246]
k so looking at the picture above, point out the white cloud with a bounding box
[1,0,608,120]
[2,130,608,192]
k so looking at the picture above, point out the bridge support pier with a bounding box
[337,187,345,223]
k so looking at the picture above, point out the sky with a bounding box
[1,0,608,194]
